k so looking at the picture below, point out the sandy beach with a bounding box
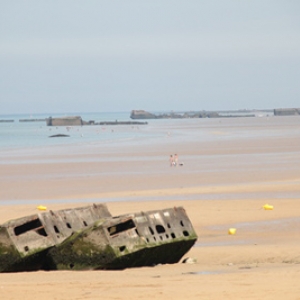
[1,116,300,299]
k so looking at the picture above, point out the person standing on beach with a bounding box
[174,154,178,166]
[169,155,174,167]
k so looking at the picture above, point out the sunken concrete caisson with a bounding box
[0,204,111,272]
[0,204,197,272]
[46,206,198,270]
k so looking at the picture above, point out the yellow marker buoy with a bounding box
[228,228,236,235]
[263,204,274,210]
[37,205,47,211]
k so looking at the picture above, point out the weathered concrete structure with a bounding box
[46,206,197,270]
[274,108,300,116]
[46,116,148,126]
[0,119,14,123]
[19,118,46,122]
[130,110,157,119]
[130,109,260,119]
[0,204,197,272]
[0,204,111,272]
[46,116,83,126]
[98,120,148,125]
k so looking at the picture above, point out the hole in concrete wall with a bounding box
[14,218,45,236]
[166,234,169,238]
[160,236,163,240]
[83,221,88,226]
[167,223,171,228]
[108,219,136,236]
[119,246,126,252]
[171,233,176,239]
[36,228,47,237]
[66,223,72,229]
[54,225,60,234]
[156,225,166,234]
[183,230,189,237]
[24,246,29,252]
[180,220,184,227]
[149,227,154,235]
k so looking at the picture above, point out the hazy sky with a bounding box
[1,1,300,114]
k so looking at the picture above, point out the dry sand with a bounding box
[1,116,300,299]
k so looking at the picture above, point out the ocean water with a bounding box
[1,111,300,155]
[0,111,163,152]
[1,111,231,155]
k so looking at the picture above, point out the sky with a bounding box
[1,1,300,114]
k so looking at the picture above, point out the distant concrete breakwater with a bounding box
[1,108,299,124]
[0,118,46,123]
[46,116,147,126]
[130,108,300,119]
[0,116,147,126]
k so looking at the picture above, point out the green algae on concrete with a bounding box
[0,205,197,272]
[46,207,198,271]
[0,204,112,273]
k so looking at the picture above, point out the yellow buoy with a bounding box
[228,228,236,235]
[263,204,274,210]
[37,205,47,211]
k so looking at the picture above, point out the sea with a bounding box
[0,110,296,154]
[0,111,168,152]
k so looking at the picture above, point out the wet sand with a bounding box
[0,116,300,299]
